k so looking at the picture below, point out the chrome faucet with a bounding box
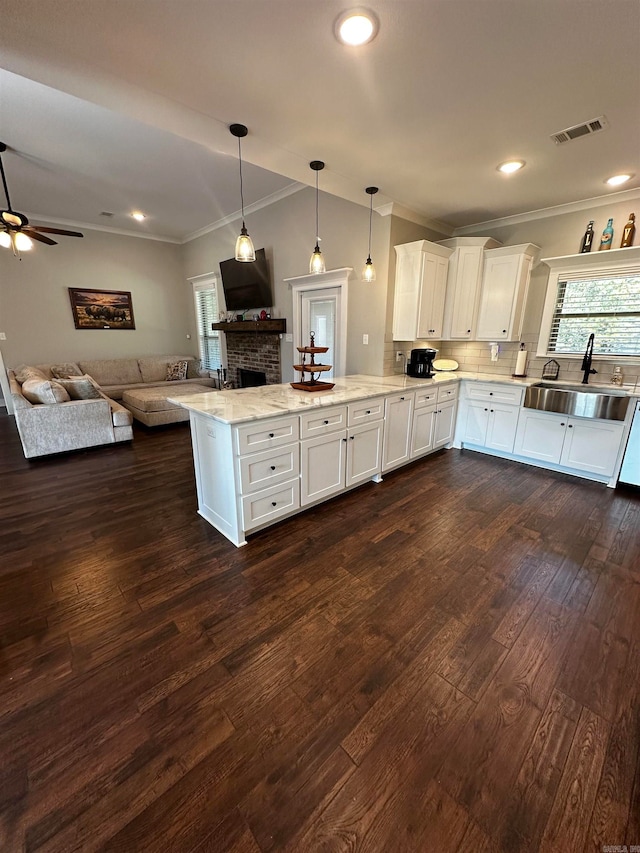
[581,333,597,384]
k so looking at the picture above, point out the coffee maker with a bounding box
[407,348,438,378]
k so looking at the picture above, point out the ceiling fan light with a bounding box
[2,210,24,227]
[235,225,256,262]
[0,231,11,248]
[14,232,33,251]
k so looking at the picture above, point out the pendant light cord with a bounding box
[237,136,246,227]
[315,169,320,244]
[367,192,373,259]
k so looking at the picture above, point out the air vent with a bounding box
[551,115,608,145]
[99,211,115,218]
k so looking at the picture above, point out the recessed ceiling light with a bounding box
[335,9,379,45]
[497,160,526,174]
[605,173,633,186]
[131,211,146,221]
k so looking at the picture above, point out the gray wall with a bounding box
[182,187,393,380]
[0,229,192,368]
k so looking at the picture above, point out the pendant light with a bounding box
[229,124,256,262]
[309,160,326,274]
[362,186,378,282]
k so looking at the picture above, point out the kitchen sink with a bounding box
[524,382,630,421]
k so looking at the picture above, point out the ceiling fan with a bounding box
[0,141,84,256]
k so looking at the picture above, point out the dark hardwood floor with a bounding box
[1,411,639,852]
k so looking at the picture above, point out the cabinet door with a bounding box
[411,405,436,458]
[300,432,346,506]
[486,404,520,453]
[561,419,625,476]
[514,410,565,463]
[346,421,383,487]
[433,399,457,448]
[462,400,489,445]
[446,245,484,339]
[416,255,448,339]
[382,393,414,472]
[392,250,422,341]
[476,253,521,340]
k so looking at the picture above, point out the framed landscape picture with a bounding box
[69,287,136,330]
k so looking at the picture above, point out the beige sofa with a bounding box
[8,355,216,458]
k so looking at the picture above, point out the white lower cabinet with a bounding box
[514,409,625,476]
[433,398,457,448]
[300,404,383,506]
[382,392,414,472]
[409,383,459,459]
[461,382,523,454]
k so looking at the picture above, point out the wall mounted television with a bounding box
[219,248,272,311]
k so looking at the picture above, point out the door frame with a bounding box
[285,268,352,377]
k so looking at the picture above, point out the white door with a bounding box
[301,287,340,380]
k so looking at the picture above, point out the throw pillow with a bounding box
[50,363,83,379]
[14,364,48,384]
[186,358,201,379]
[21,377,71,405]
[166,360,188,381]
[56,374,102,400]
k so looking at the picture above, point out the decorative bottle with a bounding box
[620,213,636,248]
[580,220,594,253]
[598,218,614,251]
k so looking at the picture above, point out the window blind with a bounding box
[193,283,222,371]
[548,272,640,356]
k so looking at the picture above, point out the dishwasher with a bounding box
[619,400,640,486]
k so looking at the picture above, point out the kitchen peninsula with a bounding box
[172,373,637,547]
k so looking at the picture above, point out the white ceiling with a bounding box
[0,0,638,243]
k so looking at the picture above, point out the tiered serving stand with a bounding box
[291,332,335,392]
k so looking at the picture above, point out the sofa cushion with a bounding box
[186,359,201,379]
[14,365,48,384]
[56,375,103,400]
[77,359,143,386]
[137,355,195,383]
[21,377,71,405]
[107,398,134,427]
[50,363,83,379]
[166,360,188,381]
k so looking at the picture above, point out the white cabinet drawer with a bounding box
[242,479,300,531]
[236,416,299,455]
[437,383,458,403]
[238,442,299,495]
[414,388,438,410]
[348,399,384,426]
[300,406,347,439]
[466,382,523,405]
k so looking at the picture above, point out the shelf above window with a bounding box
[542,245,640,271]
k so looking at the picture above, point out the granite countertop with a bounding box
[169,372,637,425]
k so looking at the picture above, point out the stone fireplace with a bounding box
[224,332,282,388]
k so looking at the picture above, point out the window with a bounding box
[548,272,640,356]
[192,277,223,371]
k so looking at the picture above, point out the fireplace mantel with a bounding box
[212,319,286,334]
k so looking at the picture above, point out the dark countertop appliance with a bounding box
[407,348,438,378]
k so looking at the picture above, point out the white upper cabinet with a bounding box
[439,237,501,340]
[476,244,540,341]
[393,241,453,341]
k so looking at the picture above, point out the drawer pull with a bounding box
[350,435,355,440]
[560,422,565,427]
[271,501,277,507]
[324,419,329,425]
[366,410,371,415]
[400,396,405,401]
[342,437,347,442]
[270,465,276,470]
[568,424,573,428]
[269,433,275,438]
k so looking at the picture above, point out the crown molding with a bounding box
[183,182,305,244]
[25,212,181,243]
[376,202,454,236]
[452,187,640,235]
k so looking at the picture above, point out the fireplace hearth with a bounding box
[239,368,267,388]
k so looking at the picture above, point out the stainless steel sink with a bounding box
[524,382,629,421]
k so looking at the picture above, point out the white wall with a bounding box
[182,187,393,380]
[0,229,192,368]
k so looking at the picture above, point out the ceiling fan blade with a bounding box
[30,226,84,238]
[28,231,58,246]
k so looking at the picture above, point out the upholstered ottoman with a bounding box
[122,384,215,427]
